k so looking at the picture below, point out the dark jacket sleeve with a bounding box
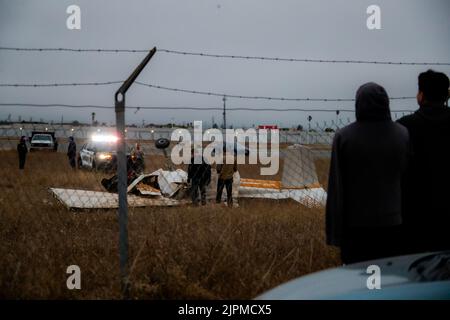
[188,164,193,181]
[17,143,27,155]
[205,164,212,185]
[325,132,344,247]
[187,156,195,181]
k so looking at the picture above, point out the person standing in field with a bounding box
[188,149,211,206]
[67,136,77,169]
[216,150,237,207]
[326,82,410,264]
[397,70,450,254]
[131,142,145,174]
[17,136,28,170]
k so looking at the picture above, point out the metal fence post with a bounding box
[115,47,157,297]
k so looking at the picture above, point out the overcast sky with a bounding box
[0,0,449,128]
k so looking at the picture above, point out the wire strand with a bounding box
[158,49,450,66]
[0,81,416,102]
[1,46,449,66]
[0,81,123,87]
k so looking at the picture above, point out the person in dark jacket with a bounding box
[67,136,77,169]
[326,82,410,264]
[397,70,450,254]
[17,136,28,170]
[188,150,212,206]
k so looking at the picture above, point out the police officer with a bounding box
[67,136,77,169]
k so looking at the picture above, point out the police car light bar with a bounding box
[91,134,119,143]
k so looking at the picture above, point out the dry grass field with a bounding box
[0,150,339,299]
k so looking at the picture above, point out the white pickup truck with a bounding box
[29,131,58,152]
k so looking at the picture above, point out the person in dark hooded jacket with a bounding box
[67,136,77,169]
[17,136,28,170]
[188,150,212,206]
[397,70,450,254]
[326,82,410,264]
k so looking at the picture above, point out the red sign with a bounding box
[258,125,278,130]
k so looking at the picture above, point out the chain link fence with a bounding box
[1,112,418,298]
[0,120,348,211]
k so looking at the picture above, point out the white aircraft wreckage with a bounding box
[239,146,327,208]
[50,140,327,210]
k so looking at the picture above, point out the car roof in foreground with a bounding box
[256,251,450,300]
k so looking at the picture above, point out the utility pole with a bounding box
[222,96,227,129]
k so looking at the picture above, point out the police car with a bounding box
[78,134,130,171]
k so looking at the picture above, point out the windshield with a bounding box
[92,142,116,152]
[91,142,132,153]
[32,134,52,142]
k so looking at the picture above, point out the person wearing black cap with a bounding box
[397,70,450,254]
[326,82,410,264]
[17,136,28,170]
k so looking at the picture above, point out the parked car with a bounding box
[256,251,450,300]
[29,131,58,152]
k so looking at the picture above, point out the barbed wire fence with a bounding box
[0,45,428,296]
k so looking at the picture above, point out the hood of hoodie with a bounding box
[355,82,391,122]
[416,102,450,125]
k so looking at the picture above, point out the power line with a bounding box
[1,46,449,66]
[0,103,413,113]
[0,81,416,102]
